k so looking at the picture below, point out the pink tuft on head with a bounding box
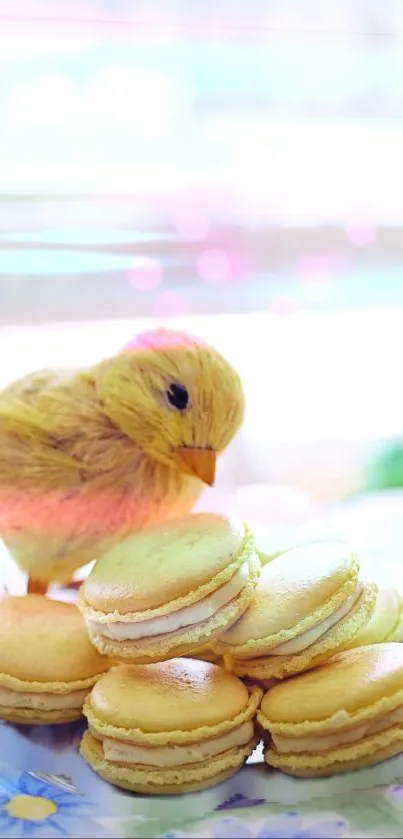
[122,328,207,354]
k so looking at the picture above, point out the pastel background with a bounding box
[3,6,403,835]
[1,0,403,580]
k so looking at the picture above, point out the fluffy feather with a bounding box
[0,329,244,589]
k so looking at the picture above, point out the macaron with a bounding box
[213,540,376,682]
[255,533,314,566]
[184,645,222,664]
[79,513,261,663]
[258,643,403,777]
[80,658,261,794]
[345,587,402,649]
[390,597,403,641]
[0,595,109,724]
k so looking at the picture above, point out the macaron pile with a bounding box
[3,510,403,792]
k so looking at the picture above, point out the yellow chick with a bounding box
[0,329,244,594]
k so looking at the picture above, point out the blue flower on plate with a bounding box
[209,811,349,839]
[0,771,93,837]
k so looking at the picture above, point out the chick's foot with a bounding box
[27,577,48,596]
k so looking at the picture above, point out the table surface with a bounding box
[2,489,403,838]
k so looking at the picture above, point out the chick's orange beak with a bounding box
[173,447,216,486]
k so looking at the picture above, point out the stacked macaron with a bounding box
[76,513,262,792]
[79,513,261,663]
[257,644,403,776]
[80,658,261,794]
[390,605,403,642]
[0,595,109,724]
[346,587,403,649]
[213,540,376,684]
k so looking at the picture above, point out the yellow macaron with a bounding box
[258,643,403,777]
[213,540,376,681]
[345,587,402,649]
[390,598,403,641]
[255,534,316,566]
[184,645,223,664]
[79,513,261,663]
[0,595,109,724]
[80,658,261,794]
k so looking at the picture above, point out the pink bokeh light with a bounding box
[197,248,230,283]
[128,256,163,291]
[151,290,189,318]
[196,246,247,285]
[345,225,377,247]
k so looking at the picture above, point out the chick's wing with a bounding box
[0,369,87,491]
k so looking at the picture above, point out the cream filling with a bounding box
[268,583,363,655]
[89,561,250,642]
[92,720,254,767]
[272,706,403,754]
[0,685,89,711]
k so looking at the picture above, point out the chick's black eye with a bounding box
[166,383,189,411]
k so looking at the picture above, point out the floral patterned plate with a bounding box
[3,721,403,838]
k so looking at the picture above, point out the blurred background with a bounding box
[2,0,403,586]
